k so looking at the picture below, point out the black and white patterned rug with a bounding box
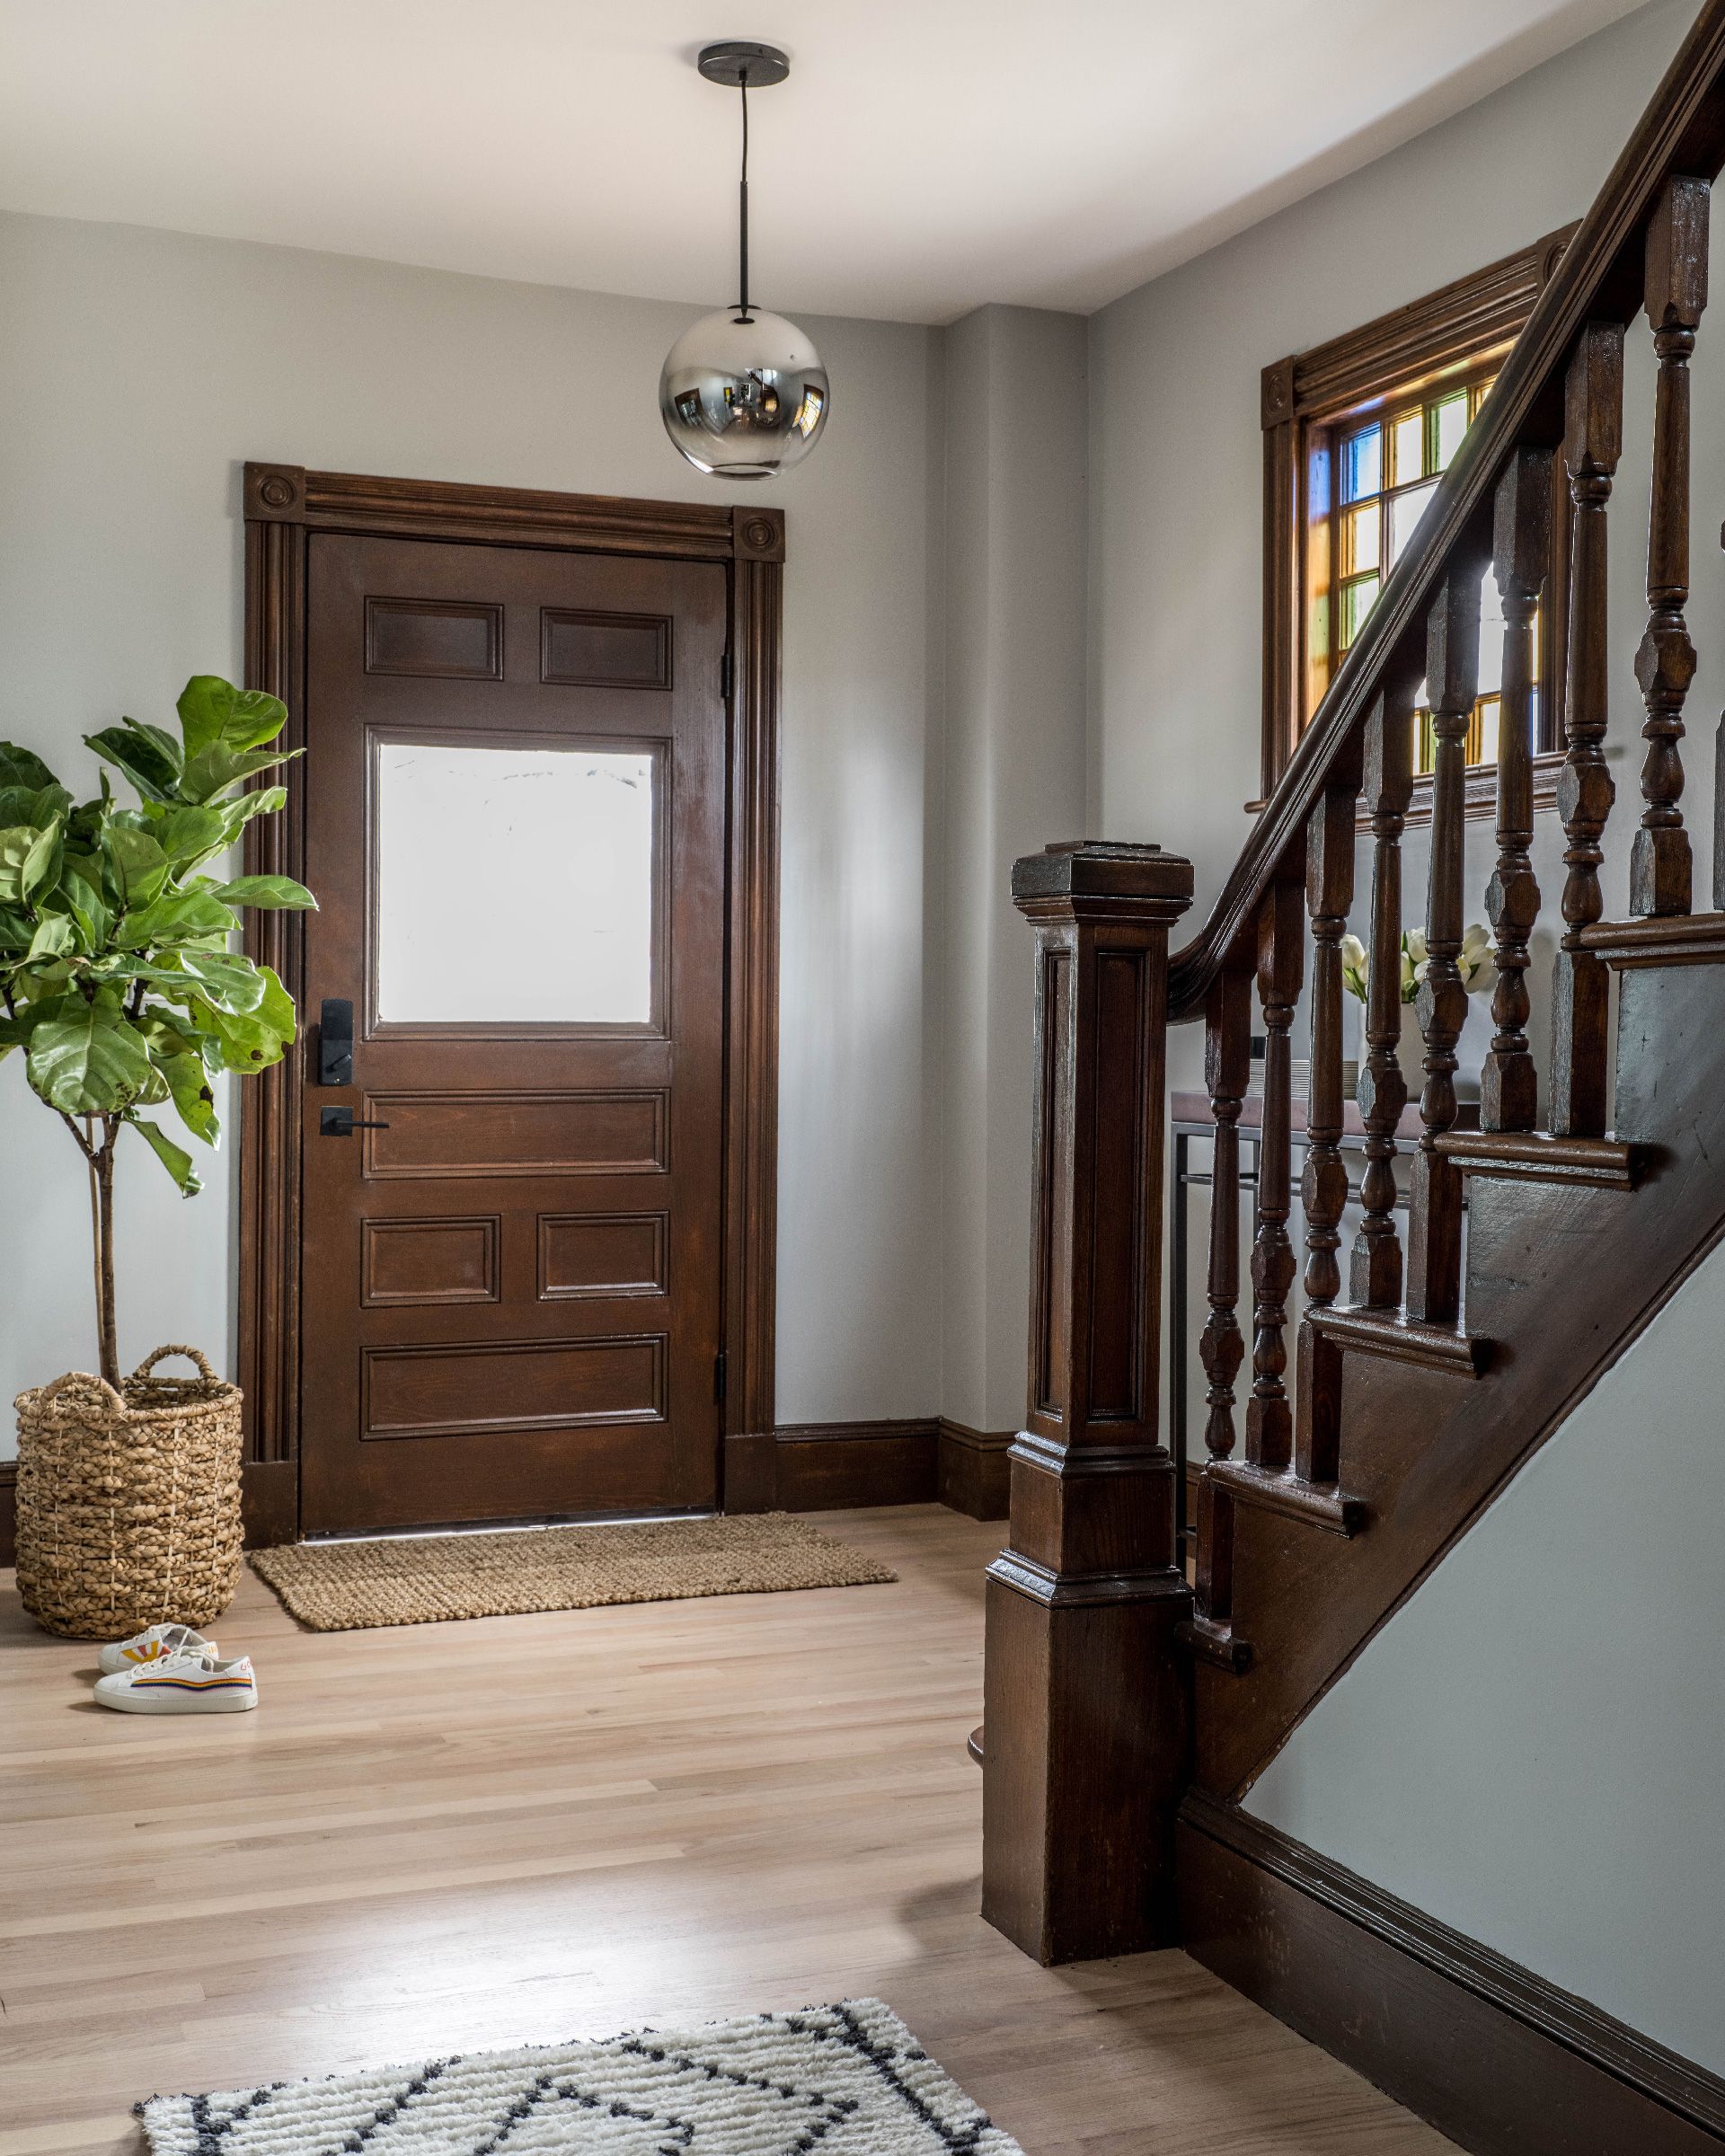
[137,1999,1022,2156]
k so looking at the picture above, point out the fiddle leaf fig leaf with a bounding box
[114,889,238,948]
[25,913,76,962]
[102,823,170,906]
[130,1116,203,1195]
[27,1000,158,1116]
[0,743,59,793]
[179,741,303,807]
[173,949,268,1014]
[211,874,317,912]
[84,721,183,805]
[177,676,288,759]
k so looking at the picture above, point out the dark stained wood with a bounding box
[1188,967,1252,1665]
[297,535,727,1532]
[936,1419,1013,1521]
[1436,1129,1639,1187]
[1405,570,1482,1326]
[723,1420,940,1514]
[983,842,1194,1966]
[1192,944,1725,1798]
[1258,227,1576,796]
[1351,692,1415,1306]
[1293,775,1359,1491]
[241,1457,302,1549]
[1633,176,1708,917]
[1173,0,1725,1027]
[1551,323,1624,1136]
[1179,1794,1725,2156]
[1244,882,1304,1473]
[240,468,784,1535]
[1482,449,1552,1132]
[0,1462,14,1568]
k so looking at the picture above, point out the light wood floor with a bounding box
[0,1504,1453,2155]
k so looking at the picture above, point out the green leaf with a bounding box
[26,1000,158,1114]
[114,889,238,947]
[193,962,294,1071]
[57,866,112,952]
[0,823,62,905]
[146,1037,221,1146]
[102,822,170,906]
[0,743,58,793]
[173,949,268,1014]
[149,805,231,871]
[0,783,74,829]
[177,676,288,760]
[130,1117,203,1195]
[25,913,76,962]
[84,722,182,805]
[0,906,33,954]
[212,874,317,912]
[179,742,303,807]
[0,994,71,1049]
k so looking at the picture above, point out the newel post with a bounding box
[981,840,1196,1966]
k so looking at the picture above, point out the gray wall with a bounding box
[1086,0,1725,2069]
[1245,1234,1725,2075]
[0,211,945,1440]
[941,305,1090,1434]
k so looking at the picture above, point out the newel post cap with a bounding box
[1011,840,1196,916]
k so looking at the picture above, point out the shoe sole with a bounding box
[95,1691,257,1715]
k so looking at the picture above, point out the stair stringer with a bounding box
[1193,951,1725,1800]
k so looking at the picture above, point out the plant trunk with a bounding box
[93,1128,119,1390]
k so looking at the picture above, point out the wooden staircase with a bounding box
[978,0,1725,2122]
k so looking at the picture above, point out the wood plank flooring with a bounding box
[0,1504,1454,2155]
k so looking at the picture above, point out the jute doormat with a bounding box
[249,1513,896,1631]
[137,1997,1022,2155]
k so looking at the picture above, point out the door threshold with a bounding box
[303,1507,719,1546]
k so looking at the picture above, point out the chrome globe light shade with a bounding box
[659,42,828,479]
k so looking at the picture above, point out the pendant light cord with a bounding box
[736,73,752,323]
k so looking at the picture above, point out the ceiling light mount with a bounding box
[695,41,790,90]
[659,38,828,480]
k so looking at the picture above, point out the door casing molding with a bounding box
[239,463,783,1539]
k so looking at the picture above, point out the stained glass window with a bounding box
[1330,371,1516,773]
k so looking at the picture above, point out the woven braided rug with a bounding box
[137,1998,1020,2156]
[250,1514,895,1632]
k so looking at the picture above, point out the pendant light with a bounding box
[659,41,829,479]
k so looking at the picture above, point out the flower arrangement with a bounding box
[1340,924,1496,1005]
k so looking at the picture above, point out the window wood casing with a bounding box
[1261,226,1578,822]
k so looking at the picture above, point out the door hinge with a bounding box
[721,650,733,700]
[714,1350,728,1404]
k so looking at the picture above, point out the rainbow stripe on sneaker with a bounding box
[131,1674,254,1693]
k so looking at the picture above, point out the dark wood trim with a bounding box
[936,1419,1013,1520]
[0,1460,14,1568]
[240,1457,299,1550]
[1179,1791,1725,2154]
[240,465,783,1541]
[723,1419,939,1513]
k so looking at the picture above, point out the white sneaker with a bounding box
[93,1651,258,1715]
[98,1623,220,1675]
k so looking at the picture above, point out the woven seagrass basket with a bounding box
[13,1346,244,1640]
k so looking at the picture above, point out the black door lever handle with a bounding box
[319,1107,392,1138]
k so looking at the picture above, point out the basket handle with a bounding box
[128,1344,219,1384]
[35,1369,127,1415]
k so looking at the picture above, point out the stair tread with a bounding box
[1208,1460,1363,1535]
[1306,1303,1490,1374]
[1435,1129,1640,1187]
[1580,912,1725,966]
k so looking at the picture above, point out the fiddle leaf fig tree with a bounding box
[0,676,314,1389]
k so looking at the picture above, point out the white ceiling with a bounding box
[0,0,1650,325]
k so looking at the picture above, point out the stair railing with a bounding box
[982,0,1725,1967]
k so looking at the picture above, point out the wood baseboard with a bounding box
[0,1461,13,1568]
[1179,1789,1725,2155]
[936,1419,1013,1519]
[242,1457,299,1548]
[724,1420,940,1513]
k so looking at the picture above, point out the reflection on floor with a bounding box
[0,1504,1453,2156]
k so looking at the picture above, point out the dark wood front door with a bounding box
[297,533,728,1533]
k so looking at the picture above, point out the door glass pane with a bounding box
[1341,426,1381,503]
[374,738,655,1024]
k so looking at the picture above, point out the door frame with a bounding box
[237,462,783,1542]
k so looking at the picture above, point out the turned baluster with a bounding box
[1293,779,1359,1487]
[1194,965,1251,1627]
[1407,569,1482,1325]
[1244,879,1303,1473]
[1482,449,1552,1133]
[1350,688,1414,1306]
[1552,322,1623,1137]
[1633,177,1708,918]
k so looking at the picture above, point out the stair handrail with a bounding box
[1167,0,1725,1025]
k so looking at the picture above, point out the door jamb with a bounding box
[238,463,783,1542]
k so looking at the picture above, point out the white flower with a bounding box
[1340,932,1368,1002]
[1403,928,1429,967]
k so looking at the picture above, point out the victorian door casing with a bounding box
[296,531,729,1533]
